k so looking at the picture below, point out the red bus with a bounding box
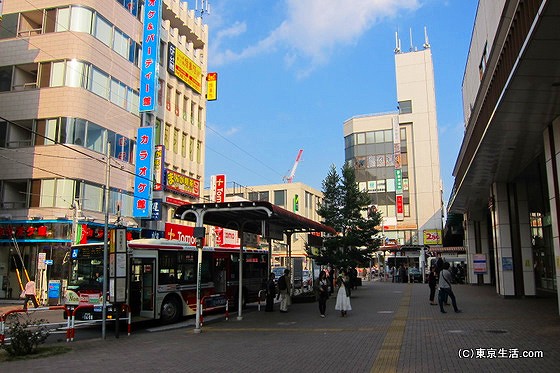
[65,239,269,324]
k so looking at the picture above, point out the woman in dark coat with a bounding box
[428,265,438,305]
[265,272,276,312]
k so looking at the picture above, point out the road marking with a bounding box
[370,284,411,373]
[202,326,386,333]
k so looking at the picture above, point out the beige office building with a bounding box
[343,43,443,250]
[0,0,208,299]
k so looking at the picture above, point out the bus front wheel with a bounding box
[160,295,182,324]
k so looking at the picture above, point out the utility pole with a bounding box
[102,143,110,339]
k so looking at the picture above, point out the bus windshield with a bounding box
[68,244,105,291]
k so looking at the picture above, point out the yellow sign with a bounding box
[207,72,217,101]
[423,229,442,245]
[170,44,202,93]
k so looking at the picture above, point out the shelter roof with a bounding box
[174,201,336,236]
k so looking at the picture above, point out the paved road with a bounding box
[2,281,560,372]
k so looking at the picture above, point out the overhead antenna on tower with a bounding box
[423,26,431,49]
[409,28,415,51]
[195,0,211,18]
[394,30,401,54]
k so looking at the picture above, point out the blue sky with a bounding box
[197,0,477,209]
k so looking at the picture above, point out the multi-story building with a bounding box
[343,39,443,255]
[0,0,208,300]
[204,180,325,270]
[448,0,560,313]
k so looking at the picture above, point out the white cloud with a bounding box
[211,0,420,75]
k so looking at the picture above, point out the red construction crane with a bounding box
[283,149,303,183]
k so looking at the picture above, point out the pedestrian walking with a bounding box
[265,272,276,312]
[438,262,461,314]
[277,269,291,313]
[328,266,335,295]
[317,271,329,317]
[334,270,351,317]
[428,265,438,305]
[22,278,39,310]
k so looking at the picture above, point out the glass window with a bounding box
[40,179,55,207]
[113,29,129,59]
[377,180,386,192]
[356,133,366,145]
[366,131,375,144]
[73,118,86,146]
[274,190,286,206]
[173,128,179,154]
[0,13,18,39]
[0,66,12,92]
[110,79,126,107]
[387,204,396,218]
[86,122,105,153]
[44,119,58,145]
[70,7,93,34]
[82,183,102,212]
[66,60,86,88]
[56,8,70,32]
[94,15,112,47]
[181,132,187,157]
[164,123,171,149]
[130,90,139,116]
[50,61,65,87]
[398,100,412,114]
[189,137,194,161]
[386,179,395,192]
[384,130,392,142]
[55,179,75,208]
[90,67,109,99]
[400,128,406,141]
[375,131,384,143]
[344,135,354,148]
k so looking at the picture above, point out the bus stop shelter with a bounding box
[173,200,336,332]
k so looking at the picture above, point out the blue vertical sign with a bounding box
[139,0,162,112]
[133,127,154,217]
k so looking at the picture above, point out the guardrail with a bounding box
[0,304,131,344]
[0,306,71,345]
[200,294,229,326]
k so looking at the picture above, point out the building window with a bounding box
[181,132,187,157]
[398,100,412,114]
[173,128,180,154]
[189,137,195,161]
[274,190,286,206]
[164,123,171,149]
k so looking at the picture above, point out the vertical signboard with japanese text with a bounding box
[139,0,162,112]
[133,127,154,217]
[153,145,164,191]
[393,117,404,220]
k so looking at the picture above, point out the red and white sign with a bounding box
[165,197,189,206]
[214,227,239,248]
[165,223,205,245]
[214,174,226,203]
[214,227,259,248]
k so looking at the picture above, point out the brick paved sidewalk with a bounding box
[2,281,559,372]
